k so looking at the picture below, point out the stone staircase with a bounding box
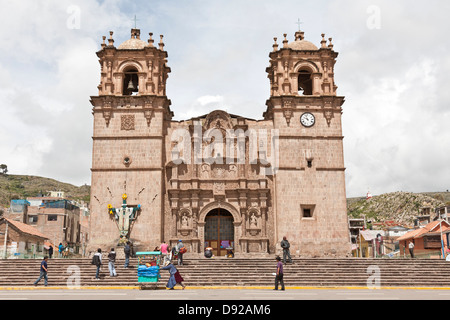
[1,257,450,288]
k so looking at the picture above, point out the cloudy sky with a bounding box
[0,0,449,198]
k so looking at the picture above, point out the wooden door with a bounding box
[204,208,234,256]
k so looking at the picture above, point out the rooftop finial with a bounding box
[273,37,278,51]
[328,37,334,49]
[108,31,114,46]
[321,33,327,48]
[159,35,165,50]
[148,32,154,47]
[131,28,140,39]
[130,15,140,39]
[294,31,304,41]
[101,35,106,49]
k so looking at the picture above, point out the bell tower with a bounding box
[264,30,351,256]
[88,28,172,251]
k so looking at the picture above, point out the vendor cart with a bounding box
[136,251,162,289]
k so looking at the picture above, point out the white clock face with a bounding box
[300,112,315,127]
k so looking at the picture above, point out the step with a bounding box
[1,258,450,288]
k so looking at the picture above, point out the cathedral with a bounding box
[88,28,351,257]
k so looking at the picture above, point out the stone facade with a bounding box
[88,28,351,257]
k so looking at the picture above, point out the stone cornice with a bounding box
[91,167,163,172]
[92,135,164,140]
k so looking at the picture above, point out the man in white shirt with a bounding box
[408,241,414,259]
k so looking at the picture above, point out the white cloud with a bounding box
[0,0,449,198]
[175,95,225,120]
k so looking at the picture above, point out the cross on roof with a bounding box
[132,15,139,29]
[296,18,303,31]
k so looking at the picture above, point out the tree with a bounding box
[0,164,7,175]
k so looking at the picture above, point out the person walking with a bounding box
[177,239,186,266]
[408,241,415,258]
[124,241,131,268]
[108,248,117,277]
[58,243,64,258]
[167,246,175,264]
[63,246,69,258]
[160,241,169,265]
[92,248,103,280]
[161,261,186,290]
[280,236,292,264]
[48,245,53,259]
[274,256,285,291]
[33,256,48,286]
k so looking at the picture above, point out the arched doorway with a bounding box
[204,208,234,256]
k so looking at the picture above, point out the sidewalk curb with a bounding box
[2,285,450,290]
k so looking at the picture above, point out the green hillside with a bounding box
[0,174,90,207]
[1,173,449,228]
[347,191,448,226]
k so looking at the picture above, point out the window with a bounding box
[48,215,58,221]
[301,204,316,219]
[122,67,139,95]
[424,235,441,249]
[298,70,313,95]
[303,208,312,217]
[28,216,38,224]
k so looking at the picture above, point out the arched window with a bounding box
[298,69,313,95]
[122,67,139,95]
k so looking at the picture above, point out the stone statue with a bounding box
[181,214,188,227]
[250,213,257,228]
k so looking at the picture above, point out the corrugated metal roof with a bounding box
[360,230,385,241]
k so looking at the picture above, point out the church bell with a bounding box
[127,79,135,90]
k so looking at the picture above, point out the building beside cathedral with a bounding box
[88,28,351,257]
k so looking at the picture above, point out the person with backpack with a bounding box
[92,248,103,280]
[58,243,64,258]
[124,241,131,268]
[108,248,117,277]
[280,236,292,264]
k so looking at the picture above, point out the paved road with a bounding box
[1,287,444,318]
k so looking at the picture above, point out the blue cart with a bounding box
[136,251,162,289]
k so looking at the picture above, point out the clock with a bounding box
[300,112,315,127]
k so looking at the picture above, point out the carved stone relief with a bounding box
[121,115,135,130]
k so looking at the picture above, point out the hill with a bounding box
[347,191,448,227]
[0,174,90,207]
[1,174,449,228]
